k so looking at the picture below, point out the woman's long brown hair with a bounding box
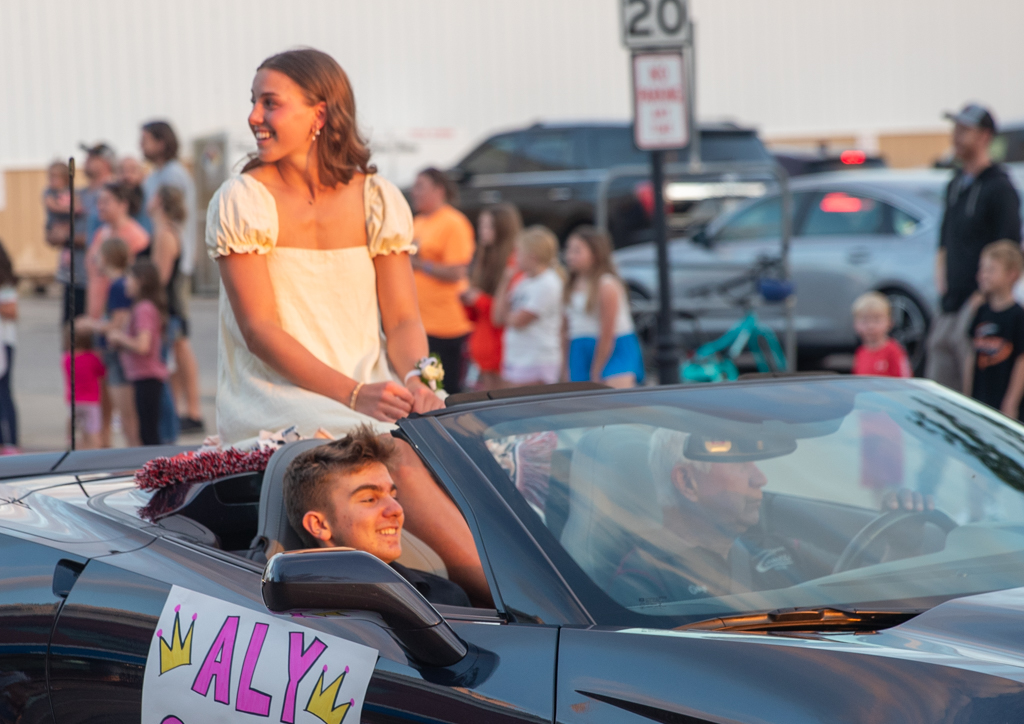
[129,259,168,320]
[565,225,619,313]
[242,48,375,186]
[469,203,522,296]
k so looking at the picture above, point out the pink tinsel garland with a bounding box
[134,447,276,491]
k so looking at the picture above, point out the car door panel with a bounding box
[793,191,910,348]
[49,560,167,723]
[0,533,85,724]
[556,626,1024,723]
[48,514,559,723]
[367,623,556,724]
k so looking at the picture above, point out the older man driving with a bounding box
[609,429,814,605]
[283,426,471,607]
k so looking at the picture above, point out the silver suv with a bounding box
[616,169,955,369]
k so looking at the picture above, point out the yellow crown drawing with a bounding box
[157,605,195,674]
[304,665,353,724]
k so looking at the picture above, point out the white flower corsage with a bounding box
[405,355,445,392]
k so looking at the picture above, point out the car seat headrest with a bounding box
[252,439,328,558]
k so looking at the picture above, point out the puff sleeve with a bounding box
[364,174,416,258]
[205,175,279,259]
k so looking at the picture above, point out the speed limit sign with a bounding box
[621,0,691,49]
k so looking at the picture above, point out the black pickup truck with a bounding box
[447,121,773,248]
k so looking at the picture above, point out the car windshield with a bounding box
[440,378,1024,627]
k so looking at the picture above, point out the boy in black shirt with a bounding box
[964,240,1024,418]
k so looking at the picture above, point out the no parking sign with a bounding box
[632,52,689,151]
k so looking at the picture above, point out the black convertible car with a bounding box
[6,376,1024,723]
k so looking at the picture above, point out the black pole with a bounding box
[652,150,679,384]
[67,157,76,451]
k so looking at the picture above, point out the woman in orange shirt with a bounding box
[461,203,521,390]
[410,168,476,394]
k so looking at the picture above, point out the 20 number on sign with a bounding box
[622,0,690,47]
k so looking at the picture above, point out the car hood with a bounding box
[560,588,1024,722]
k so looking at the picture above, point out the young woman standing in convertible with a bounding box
[206,48,487,602]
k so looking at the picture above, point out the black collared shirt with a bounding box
[608,533,812,607]
[391,562,471,607]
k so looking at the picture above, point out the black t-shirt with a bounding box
[608,532,815,607]
[969,302,1024,415]
[939,165,1022,313]
[391,562,471,607]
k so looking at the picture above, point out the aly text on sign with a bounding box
[632,52,689,151]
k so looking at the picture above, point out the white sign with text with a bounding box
[141,586,378,724]
[621,0,691,49]
[632,52,690,150]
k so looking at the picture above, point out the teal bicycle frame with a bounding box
[681,311,788,383]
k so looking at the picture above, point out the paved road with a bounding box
[15,287,218,452]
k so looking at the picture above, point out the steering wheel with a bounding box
[832,509,957,575]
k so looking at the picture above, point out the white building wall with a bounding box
[1,0,1022,184]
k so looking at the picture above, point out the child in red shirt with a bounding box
[851,291,910,498]
[851,292,912,377]
[62,325,107,449]
[461,204,521,391]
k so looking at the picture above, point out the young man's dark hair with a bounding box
[284,426,397,548]
[141,121,180,163]
[282,426,471,606]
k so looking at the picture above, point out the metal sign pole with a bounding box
[67,157,77,451]
[623,0,692,385]
[651,150,679,384]
[686,29,700,172]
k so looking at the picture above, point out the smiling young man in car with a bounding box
[283,426,471,607]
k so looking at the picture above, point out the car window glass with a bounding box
[441,380,1024,627]
[714,197,781,242]
[892,207,921,236]
[516,131,577,172]
[663,133,772,164]
[461,134,520,175]
[592,128,649,168]
[801,192,889,236]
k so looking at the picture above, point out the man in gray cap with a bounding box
[926,104,1022,389]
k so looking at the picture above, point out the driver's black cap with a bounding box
[944,104,997,133]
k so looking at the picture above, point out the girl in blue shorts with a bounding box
[563,226,645,388]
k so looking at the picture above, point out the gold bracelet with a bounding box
[349,382,364,410]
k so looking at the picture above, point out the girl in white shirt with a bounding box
[493,226,565,386]
[564,226,644,388]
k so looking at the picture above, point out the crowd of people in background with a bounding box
[408,168,645,395]
[46,121,201,449]
[19,94,1024,451]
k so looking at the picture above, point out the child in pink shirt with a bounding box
[63,325,107,449]
[105,260,167,446]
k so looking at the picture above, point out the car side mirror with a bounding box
[262,549,468,668]
[692,228,712,247]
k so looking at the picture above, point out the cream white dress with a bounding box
[205,173,415,444]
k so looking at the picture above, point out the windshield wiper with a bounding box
[676,607,924,633]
